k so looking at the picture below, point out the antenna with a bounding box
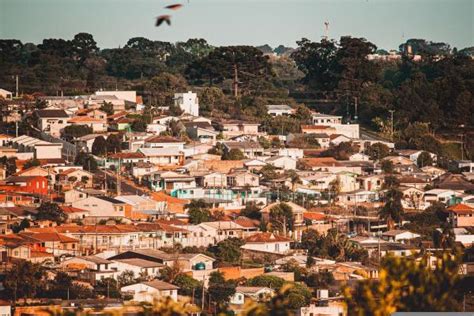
[323,21,330,40]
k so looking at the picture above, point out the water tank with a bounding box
[194,262,206,270]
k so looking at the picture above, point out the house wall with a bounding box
[241,241,290,254]
[72,197,126,218]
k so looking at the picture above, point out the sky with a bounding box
[1,0,473,51]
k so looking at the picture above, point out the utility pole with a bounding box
[232,63,239,98]
[354,97,358,121]
[117,158,121,196]
[389,110,395,141]
[14,75,19,98]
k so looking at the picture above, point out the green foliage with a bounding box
[344,253,462,314]
[246,275,285,289]
[417,151,433,167]
[365,142,390,160]
[91,136,107,156]
[208,271,237,308]
[269,202,294,234]
[321,142,357,160]
[62,125,93,139]
[23,158,41,170]
[209,237,245,264]
[222,148,246,160]
[106,134,122,153]
[379,188,404,222]
[186,199,211,224]
[146,72,187,108]
[99,102,114,115]
[381,160,394,174]
[301,228,368,262]
[0,156,18,176]
[74,151,98,171]
[173,273,203,297]
[4,261,45,302]
[131,118,148,132]
[94,277,121,298]
[11,218,30,233]
[117,270,136,287]
[240,202,262,220]
[36,202,68,223]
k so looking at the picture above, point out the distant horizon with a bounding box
[1,0,473,51]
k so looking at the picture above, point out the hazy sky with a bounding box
[1,0,473,50]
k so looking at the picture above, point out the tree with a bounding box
[117,270,136,287]
[269,202,294,235]
[222,148,246,160]
[292,38,339,92]
[210,237,245,264]
[173,273,203,297]
[146,72,187,107]
[344,253,462,314]
[240,202,261,220]
[91,136,107,156]
[0,156,18,176]
[131,118,147,132]
[199,86,227,114]
[71,32,98,62]
[417,151,433,168]
[99,102,114,115]
[246,275,285,289]
[379,188,404,222]
[62,125,93,139]
[23,158,40,170]
[381,159,394,174]
[74,152,98,171]
[4,261,45,304]
[36,202,68,223]
[186,199,211,224]
[301,228,368,262]
[186,46,273,92]
[207,271,236,311]
[94,277,121,298]
[106,134,122,153]
[365,142,390,160]
[321,142,357,160]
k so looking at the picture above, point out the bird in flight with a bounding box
[155,15,171,27]
[165,4,183,10]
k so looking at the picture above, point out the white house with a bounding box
[382,230,421,243]
[241,232,292,254]
[230,286,274,305]
[0,88,13,100]
[121,280,179,302]
[34,109,69,137]
[175,91,199,116]
[264,156,297,170]
[72,196,127,218]
[112,258,163,279]
[95,90,137,103]
[298,304,345,316]
[266,104,294,116]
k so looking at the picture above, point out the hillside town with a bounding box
[0,83,473,315]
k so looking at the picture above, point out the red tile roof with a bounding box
[447,203,474,214]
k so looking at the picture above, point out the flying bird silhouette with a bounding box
[165,4,183,10]
[155,15,171,27]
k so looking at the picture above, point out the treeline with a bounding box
[1,34,473,149]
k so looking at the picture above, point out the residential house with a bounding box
[138,148,184,166]
[121,280,179,302]
[382,230,421,242]
[227,170,260,188]
[395,149,437,165]
[67,116,107,133]
[423,189,456,205]
[230,286,274,306]
[184,121,218,145]
[264,156,297,170]
[174,91,199,116]
[311,113,342,125]
[143,136,185,150]
[34,109,69,137]
[5,175,48,195]
[266,104,294,116]
[142,171,196,193]
[218,120,260,138]
[19,232,79,257]
[223,141,264,159]
[60,255,117,283]
[241,232,292,254]
[112,258,163,279]
[0,88,13,100]
[72,196,129,219]
[446,204,474,227]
